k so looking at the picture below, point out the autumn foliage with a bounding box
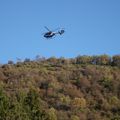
[0,54,120,120]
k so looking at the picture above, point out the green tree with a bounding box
[0,89,9,120]
[95,54,111,65]
[47,108,57,120]
[112,55,120,67]
[24,88,48,120]
[76,55,92,64]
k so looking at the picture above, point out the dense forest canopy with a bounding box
[0,54,120,120]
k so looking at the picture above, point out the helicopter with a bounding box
[43,26,65,38]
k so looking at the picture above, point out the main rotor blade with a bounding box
[44,26,51,32]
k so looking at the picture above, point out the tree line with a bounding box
[6,54,120,67]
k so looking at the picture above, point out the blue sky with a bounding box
[0,0,120,63]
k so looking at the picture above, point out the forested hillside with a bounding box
[0,55,120,120]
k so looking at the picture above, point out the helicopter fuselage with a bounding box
[44,32,55,38]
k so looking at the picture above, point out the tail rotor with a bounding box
[58,29,65,35]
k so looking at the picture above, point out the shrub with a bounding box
[71,97,86,109]
[71,115,79,120]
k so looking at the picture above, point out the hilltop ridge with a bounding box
[0,55,120,120]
